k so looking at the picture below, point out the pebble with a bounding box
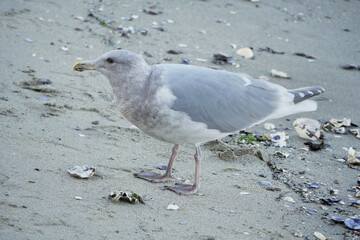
[284,196,295,203]
[166,204,179,211]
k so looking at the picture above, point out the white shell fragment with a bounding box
[284,196,295,203]
[67,165,96,179]
[346,147,360,165]
[270,132,288,147]
[61,46,69,51]
[293,118,323,141]
[330,118,351,128]
[109,190,144,204]
[349,129,360,139]
[271,69,291,79]
[166,204,180,211]
[236,47,254,59]
[313,231,328,240]
[264,122,275,131]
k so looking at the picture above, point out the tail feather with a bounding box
[289,86,325,104]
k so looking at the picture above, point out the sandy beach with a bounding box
[1,0,360,239]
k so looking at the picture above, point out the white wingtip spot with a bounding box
[306,91,313,95]
[299,92,305,98]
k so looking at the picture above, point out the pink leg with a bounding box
[164,145,201,195]
[134,144,179,182]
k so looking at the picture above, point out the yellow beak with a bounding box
[73,61,97,72]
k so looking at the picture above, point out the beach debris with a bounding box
[61,46,69,52]
[258,47,284,55]
[331,216,345,223]
[236,47,254,59]
[264,122,275,131]
[293,118,323,141]
[270,69,291,79]
[233,132,267,145]
[341,64,360,71]
[109,190,144,204]
[143,9,162,15]
[91,120,99,125]
[67,165,96,179]
[269,132,288,147]
[345,147,360,165]
[212,53,233,64]
[239,192,250,195]
[344,218,360,230]
[350,202,360,208]
[258,181,272,186]
[274,151,289,158]
[167,50,183,55]
[284,196,295,203]
[294,231,303,238]
[75,196,83,200]
[25,38,33,43]
[349,129,360,139]
[323,118,352,134]
[166,204,179,211]
[304,141,325,151]
[294,52,316,60]
[320,198,341,205]
[309,182,320,189]
[313,231,328,240]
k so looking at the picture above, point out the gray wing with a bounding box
[157,64,282,133]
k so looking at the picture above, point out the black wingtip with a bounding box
[290,86,325,104]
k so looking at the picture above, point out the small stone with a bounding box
[284,196,295,203]
[75,196,82,200]
[294,231,303,238]
[166,204,179,211]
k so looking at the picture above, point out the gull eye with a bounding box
[106,57,114,64]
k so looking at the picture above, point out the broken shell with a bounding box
[344,218,360,230]
[109,190,144,204]
[313,231,328,240]
[349,129,360,139]
[166,203,179,210]
[67,165,95,179]
[293,118,323,141]
[236,47,253,59]
[61,46,69,51]
[271,69,291,79]
[264,122,275,130]
[330,118,351,128]
[346,147,360,165]
[332,127,346,134]
[269,132,288,147]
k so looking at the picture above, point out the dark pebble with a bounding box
[91,120,99,125]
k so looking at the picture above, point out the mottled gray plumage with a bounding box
[73,50,325,194]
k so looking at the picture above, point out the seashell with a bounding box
[271,69,291,79]
[67,165,95,179]
[236,47,253,59]
[293,118,322,141]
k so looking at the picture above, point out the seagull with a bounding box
[73,50,325,195]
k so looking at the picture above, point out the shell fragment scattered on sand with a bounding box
[270,69,291,79]
[344,147,360,165]
[109,190,145,204]
[293,118,323,141]
[269,132,288,147]
[67,165,96,179]
[313,231,328,240]
[166,204,180,211]
[236,47,254,59]
[264,122,275,131]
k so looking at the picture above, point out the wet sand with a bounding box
[1,0,360,239]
